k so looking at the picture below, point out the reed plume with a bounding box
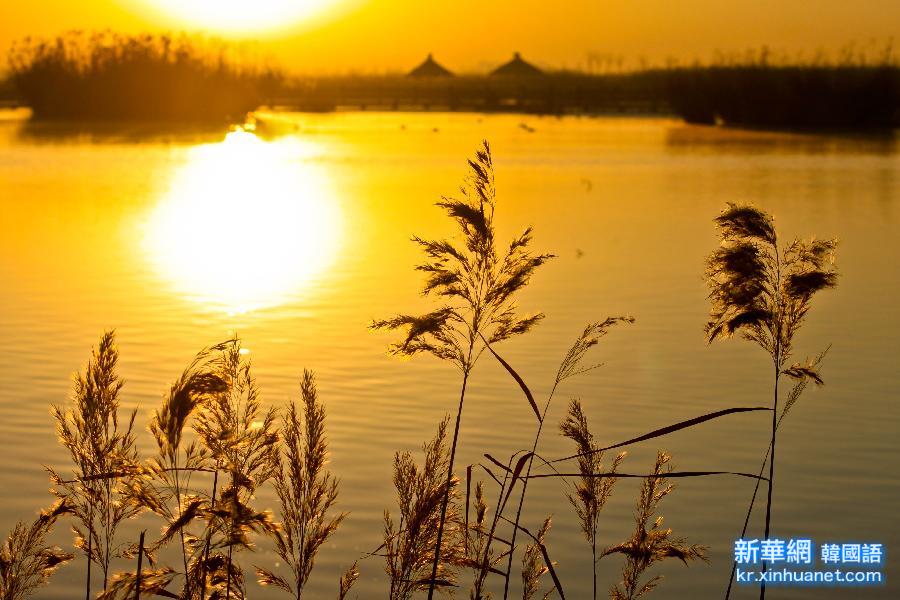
[47,331,139,597]
[194,340,279,600]
[496,317,632,599]
[559,399,625,600]
[705,203,837,599]
[383,417,464,600]
[336,561,359,600]
[520,516,553,600]
[462,479,507,599]
[604,452,707,600]
[372,141,552,600]
[0,500,74,600]
[96,567,177,600]
[124,342,228,599]
[256,370,346,598]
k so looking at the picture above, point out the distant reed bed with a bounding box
[666,64,899,130]
[6,32,282,121]
[0,143,839,600]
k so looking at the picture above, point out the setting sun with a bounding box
[145,129,342,313]
[144,0,338,33]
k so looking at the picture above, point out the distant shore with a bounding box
[3,32,898,131]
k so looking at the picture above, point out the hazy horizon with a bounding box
[3,0,900,75]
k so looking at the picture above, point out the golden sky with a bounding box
[3,0,899,74]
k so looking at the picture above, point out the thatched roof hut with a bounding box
[408,54,454,78]
[490,52,544,77]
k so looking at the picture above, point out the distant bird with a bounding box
[576,248,585,259]
[432,127,440,133]
[519,122,536,133]
[580,178,593,192]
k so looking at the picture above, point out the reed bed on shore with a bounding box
[6,32,281,121]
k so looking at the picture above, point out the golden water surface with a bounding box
[0,111,897,598]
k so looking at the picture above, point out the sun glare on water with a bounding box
[146,129,342,314]
[146,0,336,33]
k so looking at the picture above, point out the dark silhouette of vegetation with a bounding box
[705,203,837,599]
[47,330,139,598]
[371,141,552,600]
[603,452,708,600]
[7,32,281,121]
[560,399,626,600]
[256,370,348,599]
[4,33,897,130]
[0,501,74,600]
[667,64,899,130]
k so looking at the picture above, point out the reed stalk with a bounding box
[256,370,346,599]
[604,451,707,600]
[0,501,74,600]
[704,203,837,599]
[491,317,632,599]
[47,331,139,596]
[372,141,551,598]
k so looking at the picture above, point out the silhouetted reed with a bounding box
[489,317,632,599]
[560,399,626,600]
[7,31,281,121]
[195,340,279,600]
[667,63,899,130]
[0,500,74,600]
[126,342,229,599]
[256,370,347,598]
[461,480,496,599]
[47,330,139,597]
[520,516,553,600]
[383,416,465,600]
[372,140,552,599]
[604,452,707,600]
[705,203,837,599]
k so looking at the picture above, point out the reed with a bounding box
[462,480,494,599]
[603,451,707,600]
[0,501,74,600]
[492,317,632,599]
[46,330,139,597]
[520,516,553,600]
[195,340,279,600]
[7,31,280,121]
[337,561,360,600]
[124,342,228,599]
[704,203,837,599]
[560,399,626,600]
[382,416,465,600]
[372,140,552,599]
[256,370,347,599]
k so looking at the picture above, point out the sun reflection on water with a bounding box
[145,129,342,313]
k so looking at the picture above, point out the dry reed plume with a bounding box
[560,399,626,600]
[123,342,228,599]
[383,417,465,600]
[520,516,553,600]
[47,331,139,598]
[372,140,552,599]
[705,203,837,599]
[492,317,632,599]
[0,500,74,600]
[603,452,707,600]
[256,370,348,599]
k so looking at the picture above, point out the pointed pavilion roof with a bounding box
[490,52,544,77]
[408,54,454,78]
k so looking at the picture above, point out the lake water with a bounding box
[0,110,897,599]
